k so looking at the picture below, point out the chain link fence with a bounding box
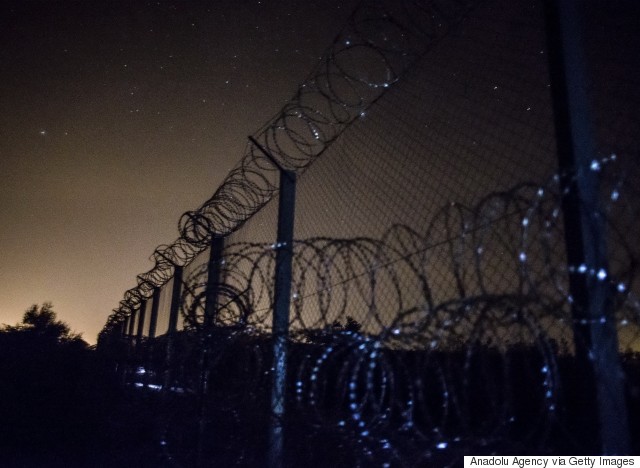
[98,0,640,465]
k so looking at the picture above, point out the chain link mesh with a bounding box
[98,0,640,464]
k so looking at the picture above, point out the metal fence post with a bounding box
[269,169,296,468]
[128,309,137,337]
[119,315,131,385]
[136,300,147,348]
[145,287,161,387]
[544,0,630,454]
[124,310,138,385]
[205,235,225,325]
[248,136,297,468]
[196,235,225,467]
[165,265,183,392]
[149,287,160,340]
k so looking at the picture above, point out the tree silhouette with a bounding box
[0,303,95,458]
[304,315,363,345]
[1,303,166,464]
[344,315,362,334]
[2,302,85,345]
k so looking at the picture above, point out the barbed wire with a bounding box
[102,0,480,323]
[127,159,638,465]
[96,0,640,463]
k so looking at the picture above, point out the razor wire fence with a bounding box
[97,0,640,465]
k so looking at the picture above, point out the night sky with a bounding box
[0,0,359,343]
